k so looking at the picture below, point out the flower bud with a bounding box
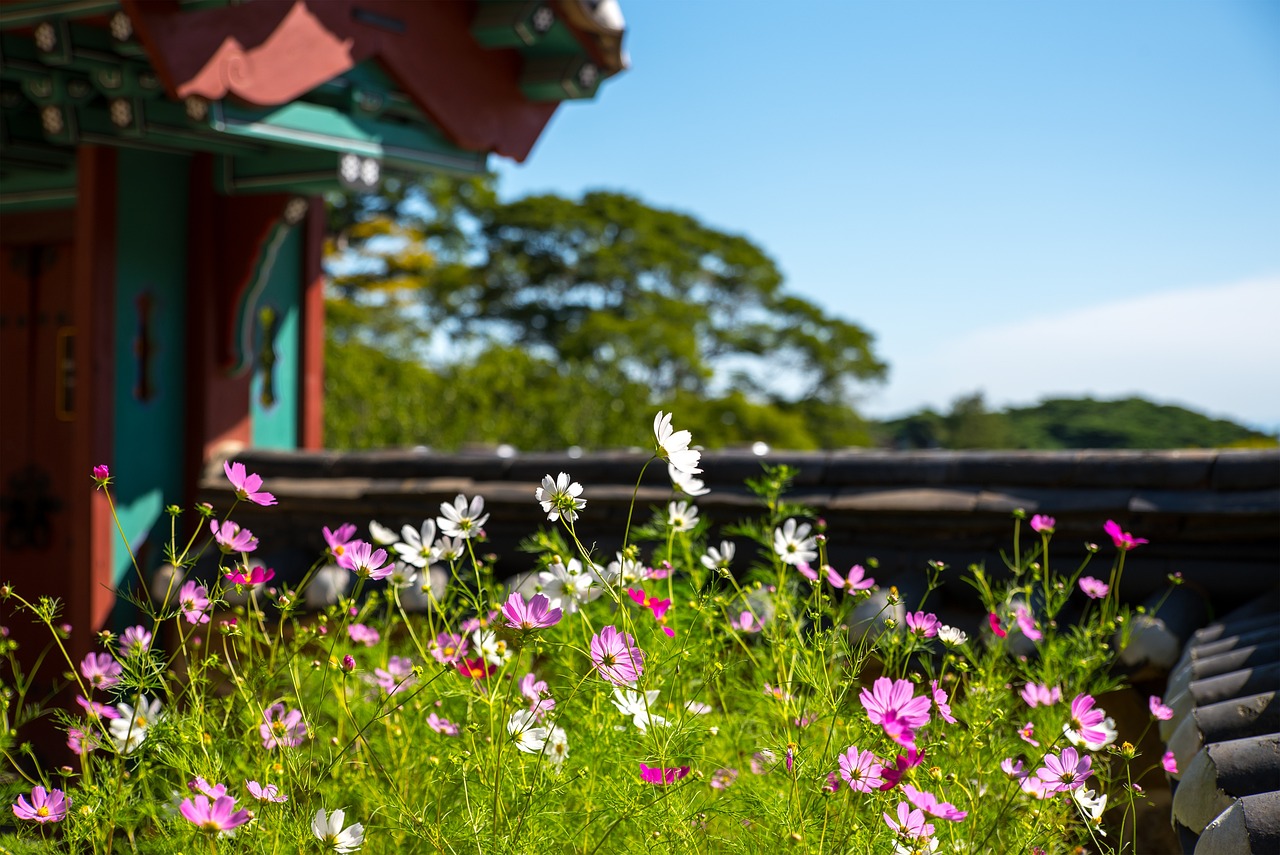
[341,654,356,673]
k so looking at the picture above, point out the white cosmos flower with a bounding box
[773,518,818,566]
[386,562,419,590]
[546,726,569,767]
[598,552,645,587]
[536,472,586,522]
[669,463,709,496]
[368,520,398,546]
[472,629,512,667]
[668,501,699,533]
[312,808,364,853]
[434,535,464,562]
[701,540,735,571]
[612,688,668,733]
[1073,787,1108,835]
[393,520,438,568]
[538,559,601,613]
[653,411,701,476]
[938,625,968,646]
[437,494,489,540]
[109,696,163,754]
[507,710,549,754]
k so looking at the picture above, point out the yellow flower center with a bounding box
[36,806,50,817]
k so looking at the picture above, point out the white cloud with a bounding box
[863,276,1280,430]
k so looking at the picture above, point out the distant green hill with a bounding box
[878,394,1278,450]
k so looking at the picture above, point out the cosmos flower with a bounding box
[639,763,689,785]
[1104,519,1148,551]
[902,784,968,821]
[12,786,67,823]
[80,652,121,690]
[536,472,586,522]
[773,519,818,566]
[590,625,645,686]
[503,591,562,631]
[1035,747,1093,793]
[653,411,701,476]
[838,746,884,793]
[437,494,489,540]
[1149,696,1174,721]
[1029,515,1055,534]
[1079,576,1110,599]
[827,564,875,594]
[246,780,288,803]
[860,677,931,748]
[260,703,307,749]
[211,519,258,554]
[312,808,364,853]
[1020,683,1062,708]
[224,460,276,506]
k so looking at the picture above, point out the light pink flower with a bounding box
[639,762,689,785]
[430,632,468,664]
[860,677,931,748]
[179,795,251,833]
[76,694,119,721]
[930,680,956,724]
[732,610,764,633]
[520,672,555,717]
[904,611,940,638]
[427,713,459,735]
[119,625,152,658]
[12,786,67,823]
[211,519,258,554]
[1018,722,1039,747]
[224,460,276,506]
[1035,746,1092,793]
[826,564,875,593]
[179,580,211,624]
[710,768,738,789]
[503,591,562,631]
[902,784,968,821]
[1162,751,1179,774]
[373,656,416,695]
[347,623,380,647]
[1104,519,1148,551]
[246,780,288,803]
[1030,514,1055,534]
[260,703,307,749]
[751,749,777,775]
[1000,758,1026,778]
[1020,683,1062,708]
[837,746,883,793]
[1014,606,1042,642]
[590,625,645,686]
[67,727,99,756]
[797,562,819,581]
[337,540,393,580]
[883,801,935,842]
[80,652,121,690]
[323,523,358,562]
[1079,576,1110,599]
[1064,693,1109,748]
[188,777,227,799]
[1149,696,1174,721]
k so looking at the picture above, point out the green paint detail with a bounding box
[520,55,601,102]
[250,225,301,450]
[111,148,189,586]
[0,162,76,211]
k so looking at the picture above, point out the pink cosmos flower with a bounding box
[92,464,111,485]
[1162,751,1179,774]
[178,580,211,624]
[1079,576,1110,599]
[1104,519,1147,551]
[1022,774,1053,799]
[878,748,924,790]
[826,564,875,594]
[1020,683,1062,707]
[796,562,819,582]
[430,632,468,665]
[76,694,120,721]
[639,763,689,785]
[732,610,764,633]
[337,540,392,580]
[520,673,556,717]
[347,623,380,647]
[904,611,940,638]
[13,786,67,823]
[503,591,563,631]
[323,523,358,562]
[1014,606,1042,642]
[1030,514,1055,534]
[119,625,152,657]
[988,612,1007,638]
[67,727,99,756]
[341,654,356,673]
[224,460,276,506]
[224,565,275,586]
[930,680,956,724]
[180,794,251,833]
[456,657,495,680]
[1064,693,1109,748]
[246,780,288,803]
[1000,758,1026,778]
[210,519,257,554]
[373,656,416,695]
[1149,696,1174,721]
[902,784,968,821]
[837,746,884,793]
[626,588,672,621]
[860,677,931,748]
[80,652,122,690]
[188,777,227,799]
[1035,746,1092,793]
[260,703,307,749]
[751,749,777,775]
[460,610,500,633]
[884,801,936,842]
[427,712,459,735]
[823,771,840,792]
[590,625,645,686]
[1018,722,1039,747]
[710,768,738,789]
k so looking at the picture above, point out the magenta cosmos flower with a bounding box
[1104,519,1147,551]
[1014,606,1043,642]
[503,591,563,630]
[1021,683,1062,707]
[323,523,358,562]
[879,748,924,790]
[373,656,416,695]
[119,625,152,658]
[13,786,67,823]
[904,611,940,638]
[260,703,307,749]
[883,801,935,843]
[1079,576,1110,599]
[211,519,258,554]
[1035,746,1092,793]
[178,580,211,624]
[902,784,968,821]
[860,677,931,748]
[347,623,380,647]
[837,746,883,793]
[1064,693,1109,748]
[590,625,645,686]
[639,763,689,785]
[987,612,1008,638]
[1162,751,1179,775]
[430,632,468,665]
[1149,695,1174,721]
[826,564,875,593]
[92,464,111,485]
[80,651,122,690]
[180,794,251,834]
[337,540,393,580]
[224,565,275,586]
[1030,514,1055,534]
[930,680,956,724]
[224,460,276,506]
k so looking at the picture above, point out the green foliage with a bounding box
[324,174,886,450]
[880,393,1276,449]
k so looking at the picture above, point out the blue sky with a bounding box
[496,0,1280,430]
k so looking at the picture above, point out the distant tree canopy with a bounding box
[880,393,1276,450]
[324,173,886,450]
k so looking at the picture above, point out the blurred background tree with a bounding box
[324,173,887,450]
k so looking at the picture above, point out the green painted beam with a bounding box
[0,2,119,31]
